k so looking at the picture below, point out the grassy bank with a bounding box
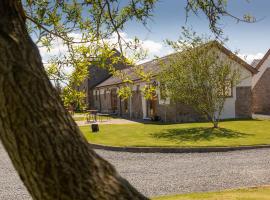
[153,186,270,200]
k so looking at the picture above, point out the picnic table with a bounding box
[97,113,110,122]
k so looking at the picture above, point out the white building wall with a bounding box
[217,50,253,119]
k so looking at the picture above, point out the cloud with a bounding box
[238,52,264,64]
[38,31,171,65]
[38,40,68,63]
[109,32,166,57]
[37,31,265,67]
[141,40,163,54]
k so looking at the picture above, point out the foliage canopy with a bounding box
[22,0,255,106]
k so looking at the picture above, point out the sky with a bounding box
[120,0,270,63]
[39,0,270,64]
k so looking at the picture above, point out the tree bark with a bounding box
[0,1,148,199]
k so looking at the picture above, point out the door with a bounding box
[146,96,157,118]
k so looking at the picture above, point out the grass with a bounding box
[80,119,270,147]
[152,186,270,200]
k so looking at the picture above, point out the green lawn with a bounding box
[80,120,270,147]
[153,186,270,200]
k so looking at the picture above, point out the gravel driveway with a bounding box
[1,142,270,199]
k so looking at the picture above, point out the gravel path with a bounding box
[1,142,270,199]
[0,143,31,200]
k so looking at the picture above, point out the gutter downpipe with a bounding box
[129,95,132,119]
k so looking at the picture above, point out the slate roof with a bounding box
[251,59,261,67]
[96,58,162,88]
[96,41,257,88]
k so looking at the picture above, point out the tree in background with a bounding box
[159,28,240,128]
[46,45,92,112]
[0,0,255,199]
[46,58,88,113]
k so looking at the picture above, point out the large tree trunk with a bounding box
[0,1,148,199]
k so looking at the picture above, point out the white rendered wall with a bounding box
[217,50,253,119]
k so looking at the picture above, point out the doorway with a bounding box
[146,96,157,118]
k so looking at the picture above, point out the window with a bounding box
[104,89,107,100]
[219,80,232,97]
[224,81,232,97]
[160,83,167,100]
[95,90,98,100]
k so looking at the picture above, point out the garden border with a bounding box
[89,143,270,153]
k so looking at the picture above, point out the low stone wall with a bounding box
[156,103,203,123]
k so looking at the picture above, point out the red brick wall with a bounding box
[253,68,270,114]
[235,86,252,118]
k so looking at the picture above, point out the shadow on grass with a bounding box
[136,118,261,125]
[151,127,252,142]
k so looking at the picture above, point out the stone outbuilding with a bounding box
[76,49,129,109]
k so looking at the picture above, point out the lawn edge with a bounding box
[151,185,270,199]
[89,142,270,153]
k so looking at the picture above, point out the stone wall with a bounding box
[156,101,203,122]
[235,86,252,118]
[94,89,143,119]
[93,90,101,110]
[131,91,143,119]
[253,68,270,114]
[99,92,112,112]
[77,51,129,108]
[78,66,111,109]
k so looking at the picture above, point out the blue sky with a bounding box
[121,0,270,63]
[39,0,270,64]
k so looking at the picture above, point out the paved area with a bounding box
[76,118,140,126]
[1,142,270,199]
[252,114,270,120]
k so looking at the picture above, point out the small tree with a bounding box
[159,29,240,128]
[61,86,86,112]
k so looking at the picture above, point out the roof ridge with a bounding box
[255,49,270,70]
